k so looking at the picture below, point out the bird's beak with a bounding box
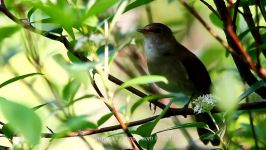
[137,28,146,33]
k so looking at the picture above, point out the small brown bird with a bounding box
[138,23,220,145]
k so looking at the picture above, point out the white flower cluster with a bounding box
[192,94,216,114]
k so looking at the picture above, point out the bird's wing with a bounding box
[180,50,212,94]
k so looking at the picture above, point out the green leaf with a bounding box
[65,94,97,107]
[139,134,157,149]
[0,97,42,145]
[209,12,223,29]
[27,7,63,35]
[2,123,15,139]
[74,94,97,102]
[238,80,266,101]
[136,100,173,137]
[32,1,80,39]
[118,75,168,91]
[257,0,266,22]
[61,115,97,132]
[32,101,55,111]
[0,26,20,43]
[109,0,128,32]
[27,7,37,19]
[124,0,155,12]
[155,122,207,134]
[131,94,174,115]
[85,0,119,18]
[67,51,82,63]
[0,73,43,89]
[62,79,81,104]
[97,113,113,126]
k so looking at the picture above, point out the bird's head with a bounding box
[137,23,174,42]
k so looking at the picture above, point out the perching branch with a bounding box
[38,100,266,138]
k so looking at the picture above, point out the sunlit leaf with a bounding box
[85,0,119,18]
[0,26,20,43]
[32,101,55,111]
[0,97,42,145]
[62,79,81,104]
[0,73,43,89]
[61,115,97,132]
[65,94,98,107]
[124,0,155,12]
[109,0,128,32]
[32,1,80,39]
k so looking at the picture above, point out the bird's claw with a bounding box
[181,103,189,118]
[149,102,157,114]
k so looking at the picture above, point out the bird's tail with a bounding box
[195,113,220,146]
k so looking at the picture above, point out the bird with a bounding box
[138,23,220,146]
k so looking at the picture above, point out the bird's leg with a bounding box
[181,94,194,118]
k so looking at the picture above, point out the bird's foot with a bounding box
[149,102,157,114]
[180,103,189,118]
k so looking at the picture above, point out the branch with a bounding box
[178,0,266,98]
[92,80,142,150]
[39,100,266,138]
[213,0,266,79]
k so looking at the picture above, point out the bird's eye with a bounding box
[153,28,162,33]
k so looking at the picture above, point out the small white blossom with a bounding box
[192,94,216,114]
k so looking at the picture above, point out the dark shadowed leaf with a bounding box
[118,75,168,91]
[97,113,113,126]
[131,94,174,115]
[139,134,157,149]
[155,122,207,134]
[135,100,173,137]
[238,80,266,101]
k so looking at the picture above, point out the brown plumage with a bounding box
[138,23,220,145]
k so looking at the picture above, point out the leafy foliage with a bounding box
[0,0,266,149]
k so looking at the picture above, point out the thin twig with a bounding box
[92,80,142,150]
[200,0,219,18]
[246,98,259,150]
[242,5,264,66]
[213,0,266,79]
[145,4,153,23]
[179,0,235,54]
